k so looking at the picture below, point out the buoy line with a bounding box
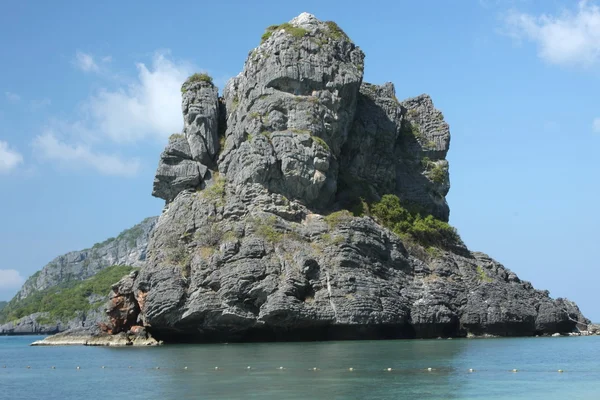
[1,365,578,373]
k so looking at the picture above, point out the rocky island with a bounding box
[32,13,589,345]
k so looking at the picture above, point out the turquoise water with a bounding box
[1,335,600,399]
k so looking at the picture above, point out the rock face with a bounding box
[0,217,157,335]
[99,13,589,342]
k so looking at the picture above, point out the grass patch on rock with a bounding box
[261,23,308,43]
[181,73,213,93]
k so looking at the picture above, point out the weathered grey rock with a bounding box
[41,13,589,344]
[127,191,587,341]
[340,83,450,221]
[219,13,364,209]
[152,80,221,202]
[182,81,220,165]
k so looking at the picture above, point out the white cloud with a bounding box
[593,118,600,133]
[34,51,200,177]
[101,55,112,63]
[506,1,600,67]
[0,141,23,174]
[5,92,20,102]
[32,132,140,177]
[74,51,100,72]
[85,52,193,143]
[0,269,24,289]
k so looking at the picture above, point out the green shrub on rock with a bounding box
[371,194,460,248]
[181,73,213,93]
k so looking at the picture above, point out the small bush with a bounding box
[371,194,460,248]
[194,224,224,247]
[254,216,283,243]
[429,163,446,184]
[181,73,213,93]
[324,210,353,229]
[476,265,493,283]
[325,21,349,40]
[169,133,184,140]
[261,23,308,44]
[201,173,226,206]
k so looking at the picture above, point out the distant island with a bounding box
[8,13,593,345]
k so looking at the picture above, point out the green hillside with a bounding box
[0,265,137,324]
[0,301,7,312]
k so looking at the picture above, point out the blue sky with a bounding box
[0,0,598,321]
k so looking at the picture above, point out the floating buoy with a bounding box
[558,369,564,373]
[101,366,105,369]
[279,366,284,370]
[215,367,219,370]
[247,366,251,370]
[26,366,31,369]
[427,368,433,371]
[386,368,392,372]
[51,366,56,370]
[312,367,318,371]
[128,366,132,369]
[348,367,354,371]
[76,366,80,370]
[511,369,518,373]
[468,368,474,372]
[155,367,160,370]
[184,367,188,370]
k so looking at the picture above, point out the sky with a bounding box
[0,0,598,321]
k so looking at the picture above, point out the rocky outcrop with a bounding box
[31,325,161,346]
[0,217,157,335]
[47,13,589,344]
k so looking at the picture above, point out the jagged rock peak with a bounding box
[44,13,589,345]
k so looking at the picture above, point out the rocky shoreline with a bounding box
[30,327,162,347]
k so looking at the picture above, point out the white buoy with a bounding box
[558,369,564,373]
[215,366,219,370]
[511,369,518,373]
[101,366,105,369]
[312,367,318,371]
[468,368,474,372]
[386,368,392,372]
[279,366,284,370]
[427,367,433,371]
[348,367,354,371]
[156,367,160,370]
[26,366,31,369]
[128,366,132,369]
[51,366,56,370]
[247,366,251,370]
[76,366,80,370]
[184,367,188,370]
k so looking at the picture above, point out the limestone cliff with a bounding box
[0,217,157,335]
[99,14,587,342]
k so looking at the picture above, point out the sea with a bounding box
[1,335,599,400]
